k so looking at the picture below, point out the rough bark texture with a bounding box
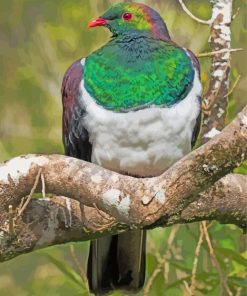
[202,0,233,141]
[179,174,247,228]
[0,173,246,262]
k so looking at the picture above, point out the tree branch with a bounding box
[0,173,246,262]
[201,0,234,141]
[179,174,247,228]
[178,0,212,24]
[196,48,243,58]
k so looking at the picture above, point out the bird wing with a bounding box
[186,49,202,148]
[61,59,92,160]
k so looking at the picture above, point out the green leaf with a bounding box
[228,276,247,287]
[169,260,191,273]
[234,160,247,175]
[40,253,84,288]
[215,248,247,266]
[165,272,218,290]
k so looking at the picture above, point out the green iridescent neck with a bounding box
[84,37,194,112]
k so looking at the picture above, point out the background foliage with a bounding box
[0,0,246,295]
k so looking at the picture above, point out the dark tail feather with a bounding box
[87,230,146,295]
[87,235,117,295]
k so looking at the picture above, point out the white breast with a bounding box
[80,61,201,177]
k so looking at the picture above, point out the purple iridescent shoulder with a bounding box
[61,59,83,104]
[61,59,83,135]
[185,49,201,78]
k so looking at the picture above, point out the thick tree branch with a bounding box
[0,173,246,262]
[179,174,247,227]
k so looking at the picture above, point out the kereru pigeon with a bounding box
[61,2,201,295]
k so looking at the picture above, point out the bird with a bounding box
[61,2,201,295]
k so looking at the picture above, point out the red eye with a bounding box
[122,12,132,21]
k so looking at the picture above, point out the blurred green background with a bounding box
[0,0,246,295]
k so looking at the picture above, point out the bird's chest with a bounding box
[81,82,200,177]
[83,40,194,112]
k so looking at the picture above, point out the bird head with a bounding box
[87,2,170,41]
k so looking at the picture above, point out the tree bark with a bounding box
[202,0,233,141]
[0,173,246,262]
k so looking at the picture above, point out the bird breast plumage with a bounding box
[79,63,201,177]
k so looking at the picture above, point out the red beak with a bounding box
[87,18,107,28]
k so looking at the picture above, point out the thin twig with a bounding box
[190,223,204,295]
[144,225,180,295]
[143,267,162,296]
[178,0,211,25]
[8,205,14,235]
[69,245,88,285]
[196,48,243,58]
[17,168,42,217]
[148,237,162,263]
[163,225,181,282]
[41,173,46,198]
[18,196,26,210]
[206,221,215,229]
[224,74,241,98]
[167,225,180,247]
[163,260,170,284]
[164,225,180,283]
[232,7,240,20]
[236,287,242,296]
[183,280,192,296]
[201,222,233,296]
